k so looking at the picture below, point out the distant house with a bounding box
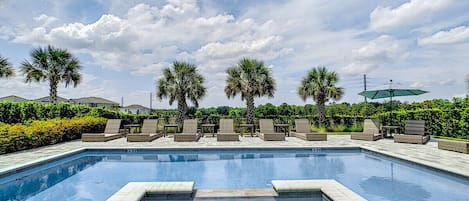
[34,96,70,104]
[71,97,119,109]
[0,95,28,103]
[120,104,151,114]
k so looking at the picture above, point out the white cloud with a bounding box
[341,62,377,76]
[418,26,469,45]
[355,35,408,62]
[33,14,58,26]
[369,0,456,31]
[341,35,408,75]
[12,2,289,78]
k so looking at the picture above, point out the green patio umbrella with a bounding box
[358,89,428,100]
[358,80,428,124]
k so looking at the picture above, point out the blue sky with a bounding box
[0,0,468,109]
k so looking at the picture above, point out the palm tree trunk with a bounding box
[49,80,59,104]
[176,98,187,124]
[317,99,327,127]
[246,95,255,124]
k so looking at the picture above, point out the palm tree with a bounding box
[20,45,81,103]
[225,58,276,123]
[0,55,14,78]
[157,61,206,123]
[298,67,343,127]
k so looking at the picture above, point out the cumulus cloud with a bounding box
[355,35,408,62]
[418,26,469,45]
[341,35,408,75]
[341,62,377,76]
[12,2,288,78]
[369,0,457,31]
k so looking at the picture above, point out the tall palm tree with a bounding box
[298,67,343,126]
[20,45,81,103]
[225,58,276,123]
[157,61,206,123]
[0,55,14,78]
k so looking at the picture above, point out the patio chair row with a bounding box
[81,118,327,142]
[83,118,468,154]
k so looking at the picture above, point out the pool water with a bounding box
[0,149,468,201]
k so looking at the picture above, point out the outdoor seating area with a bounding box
[77,116,469,158]
[80,118,439,146]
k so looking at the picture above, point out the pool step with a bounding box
[272,180,367,201]
[106,181,194,201]
[107,180,367,201]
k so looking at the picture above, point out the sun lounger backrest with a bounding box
[219,119,234,133]
[183,119,198,133]
[295,119,311,133]
[141,119,158,134]
[363,119,379,134]
[405,120,425,135]
[259,119,275,133]
[104,119,122,134]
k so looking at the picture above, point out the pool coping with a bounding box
[0,145,468,179]
[106,180,367,201]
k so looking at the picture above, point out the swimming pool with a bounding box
[0,148,468,201]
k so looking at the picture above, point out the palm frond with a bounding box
[0,55,14,78]
[298,66,343,103]
[156,61,207,108]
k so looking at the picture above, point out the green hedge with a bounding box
[375,108,469,139]
[0,102,164,124]
[0,116,107,154]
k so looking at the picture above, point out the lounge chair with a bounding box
[216,119,240,141]
[256,119,285,141]
[350,119,382,141]
[394,120,430,144]
[174,119,201,142]
[127,119,163,142]
[293,119,327,141]
[82,119,124,142]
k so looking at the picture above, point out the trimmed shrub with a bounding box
[0,116,106,154]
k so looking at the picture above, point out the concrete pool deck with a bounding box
[0,135,468,178]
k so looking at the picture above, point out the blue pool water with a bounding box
[0,148,468,201]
